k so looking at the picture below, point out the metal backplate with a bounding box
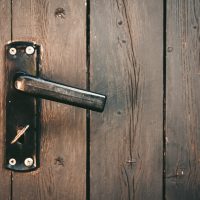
[5,41,40,172]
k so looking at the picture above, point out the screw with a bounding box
[25,46,35,55]
[9,47,17,55]
[9,158,16,166]
[24,158,34,167]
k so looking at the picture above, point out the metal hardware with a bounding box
[11,125,30,144]
[9,47,17,55]
[24,158,34,167]
[5,41,106,172]
[5,41,40,172]
[9,158,16,166]
[14,74,106,112]
[25,46,35,55]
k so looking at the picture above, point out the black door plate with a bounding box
[5,41,40,172]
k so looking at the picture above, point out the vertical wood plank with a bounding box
[11,0,86,199]
[166,0,200,199]
[0,0,11,199]
[90,0,163,199]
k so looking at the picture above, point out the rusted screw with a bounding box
[9,158,16,166]
[24,158,34,167]
[25,46,35,55]
[9,47,17,55]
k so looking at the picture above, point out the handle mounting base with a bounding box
[5,41,40,172]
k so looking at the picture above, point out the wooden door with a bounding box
[0,0,199,200]
[165,1,200,199]
[90,0,163,199]
[0,0,86,199]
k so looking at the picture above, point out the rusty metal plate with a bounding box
[5,41,40,172]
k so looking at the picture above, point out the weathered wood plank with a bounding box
[0,0,12,199]
[11,0,86,199]
[90,0,163,199]
[166,0,200,199]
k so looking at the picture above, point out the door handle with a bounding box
[14,73,106,112]
[5,41,106,172]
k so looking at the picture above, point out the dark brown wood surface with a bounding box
[10,0,86,199]
[1,0,200,199]
[166,0,200,199]
[0,1,11,199]
[90,0,163,199]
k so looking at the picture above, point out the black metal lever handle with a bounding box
[14,74,106,112]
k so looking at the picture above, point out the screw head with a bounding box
[24,158,34,167]
[9,158,16,166]
[9,47,17,55]
[25,46,35,55]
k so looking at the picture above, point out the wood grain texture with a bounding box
[0,0,11,199]
[90,0,163,199]
[166,0,200,199]
[11,0,86,199]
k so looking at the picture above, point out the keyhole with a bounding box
[18,134,25,144]
[11,125,29,144]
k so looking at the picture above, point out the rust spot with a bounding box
[54,156,64,166]
[55,8,66,19]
